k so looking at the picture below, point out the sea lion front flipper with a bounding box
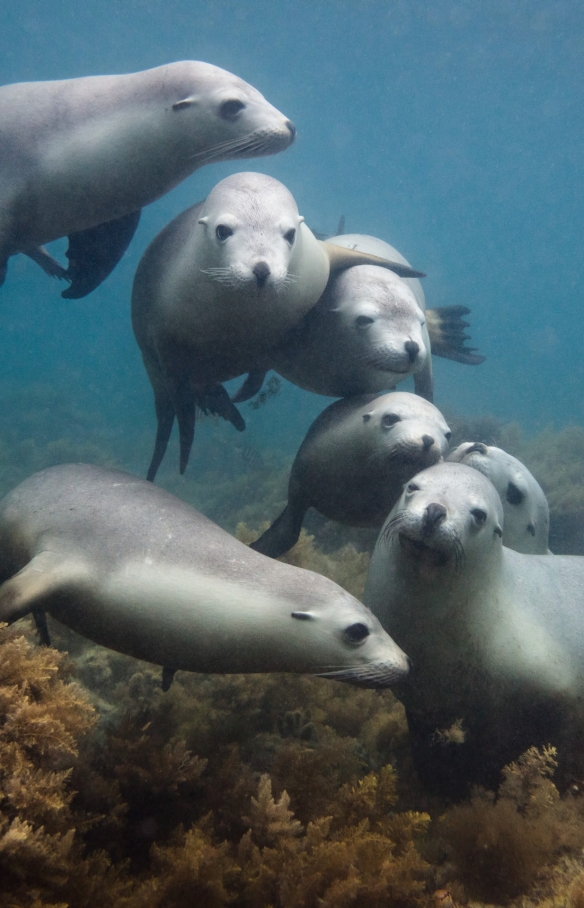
[0,551,89,625]
[61,209,141,299]
[250,503,307,559]
[322,241,426,279]
[414,359,434,402]
[146,389,176,483]
[425,306,486,365]
[161,667,176,691]
[32,608,51,646]
[231,370,267,403]
[25,246,68,279]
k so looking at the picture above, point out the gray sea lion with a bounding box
[131,173,425,481]
[364,462,584,795]
[0,61,296,297]
[252,392,451,559]
[0,463,410,689]
[447,442,550,554]
[233,234,484,406]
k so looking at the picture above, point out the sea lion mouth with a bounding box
[314,661,409,688]
[398,533,450,567]
[381,511,465,572]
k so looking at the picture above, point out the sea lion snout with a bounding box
[423,502,447,535]
[405,339,420,362]
[252,261,271,286]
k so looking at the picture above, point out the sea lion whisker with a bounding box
[381,511,406,545]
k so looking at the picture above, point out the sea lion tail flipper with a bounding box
[25,246,68,279]
[250,504,306,559]
[231,370,267,403]
[61,209,141,299]
[322,241,426,279]
[426,306,486,365]
[414,359,434,402]
[147,391,176,482]
[0,551,89,626]
[199,384,246,432]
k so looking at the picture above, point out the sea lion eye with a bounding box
[215,224,233,241]
[406,482,420,493]
[355,315,374,328]
[471,508,487,525]
[344,622,370,644]
[284,228,296,245]
[527,523,536,537]
[219,99,245,120]
[382,413,400,428]
[444,431,452,441]
[506,482,524,506]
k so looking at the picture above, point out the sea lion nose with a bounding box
[253,261,271,287]
[466,442,488,455]
[422,434,434,451]
[405,340,419,362]
[423,502,447,534]
[285,120,296,141]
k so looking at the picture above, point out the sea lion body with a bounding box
[132,174,425,480]
[447,442,550,554]
[0,464,409,686]
[364,462,584,795]
[252,392,451,559]
[269,234,434,400]
[0,62,295,296]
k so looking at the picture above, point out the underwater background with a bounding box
[2,2,584,906]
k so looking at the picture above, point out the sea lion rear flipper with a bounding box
[231,370,267,403]
[414,359,434,402]
[322,241,426,279]
[161,667,176,691]
[32,608,51,646]
[0,551,88,626]
[25,246,68,279]
[426,306,486,365]
[147,389,176,483]
[61,209,141,299]
[199,384,246,432]
[250,503,307,559]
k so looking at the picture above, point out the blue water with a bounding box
[1,1,583,468]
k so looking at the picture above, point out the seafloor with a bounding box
[2,383,584,908]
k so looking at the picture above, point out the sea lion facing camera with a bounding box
[0,464,410,689]
[364,462,584,796]
[252,392,451,559]
[131,173,425,481]
[0,61,296,296]
[447,442,550,554]
[233,234,484,406]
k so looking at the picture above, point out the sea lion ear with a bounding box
[298,216,305,224]
[172,97,198,110]
[362,412,373,422]
[198,217,209,226]
[494,524,503,538]
[291,611,314,621]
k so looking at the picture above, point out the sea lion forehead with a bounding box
[409,462,502,508]
[374,392,447,423]
[203,172,299,217]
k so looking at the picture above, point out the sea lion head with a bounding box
[360,391,451,474]
[169,62,296,164]
[326,265,429,385]
[382,462,504,574]
[447,443,550,555]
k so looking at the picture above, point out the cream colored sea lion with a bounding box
[0,463,410,690]
[0,61,296,297]
[131,173,425,481]
[233,234,484,406]
[364,462,584,796]
[252,392,451,558]
[447,442,550,554]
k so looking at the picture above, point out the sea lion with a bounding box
[0,61,296,297]
[364,462,584,796]
[233,234,484,406]
[447,442,550,554]
[251,392,451,559]
[0,463,410,690]
[131,173,425,481]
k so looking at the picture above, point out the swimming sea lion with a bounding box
[233,234,484,406]
[0,61,296,297]
[252,392,451,559]
[0,463,410,689]
[131,173,425,481]
[447,442,550,554]
[364,462,584,795]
